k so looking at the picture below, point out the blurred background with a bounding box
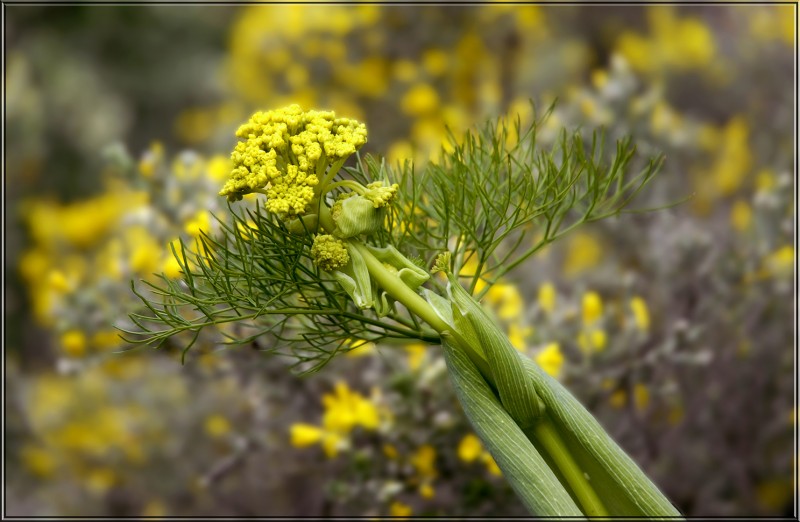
[5,4,796,517]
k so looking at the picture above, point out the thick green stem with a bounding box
[532,418,610,518]
[319,203,607,517]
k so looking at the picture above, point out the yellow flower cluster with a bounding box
[221,104,367,216]
[310,234,350,271]
[290,381,381,458]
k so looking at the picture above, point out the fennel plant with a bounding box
[126,104,681,518]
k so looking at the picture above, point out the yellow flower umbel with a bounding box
[220,104,367,216]
[311,234,349,271]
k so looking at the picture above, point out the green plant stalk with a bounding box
[531,418,609,517]
[318,203,608,517]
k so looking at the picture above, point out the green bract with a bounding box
[128,104,679,518]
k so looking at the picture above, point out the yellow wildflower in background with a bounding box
[508,323,533,352]
[457,434,483,463]
[389,501,413,517]
[401,82,440,116]
[634,384,650,412]
[764,245,794,277]
[344,338,376,358]
[485,282,524,321]
[184,210,212,238]
[418,482,435,499]
[581,291,603,326]
[730,200,753,232]
[535,342,564,378]
[410,444,437,480]
[538,282,556,314]
[290,424,325,447]
[563,232,603,276]
[60,329,87,357]
[610,389,627,409]
[630,296,651,332]
[405,343,427,370]
[482,453,502,477]
[21,445,57,478]
[141,499,168,518]
[162,240,184,279]
[290,381,381,458]
[204,414,232,438]
[578,329,607,354]
[710,117,752,196]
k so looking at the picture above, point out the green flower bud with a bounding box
[331,194,385,238]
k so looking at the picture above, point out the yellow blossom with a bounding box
[405,343,427,370]
[485,283,524,321]
[141,500,168,517]
[91,330,122,351]
[401,83,440,116]
[162,247,184,279]
[764,245,794,277]
[630,296,651,332]
[564,232,603,276]
[538,282,556,314]
[634,384,650,411]
[207,154,231,182]
[127,226,162,276]
[711,117,752,196]
[422,48,449,76]
[419,482,435,499]
[344,338,376,358]
[382,444,399,460]
[184,210,211,238]
[204,414,231,438]
[457,434,483,463]
[47,270,71,294]
[21,445,57,478]
[322,381,380,433]
[730,200,753,232]
[578,329,607,354]
[60,330,87,357]
[582,291,603,326]
[755,169,776,192]
[389,501,413,517]
[610,390,627,409]
[508,323,532,352]
[85,467,117,495]
[392,60,419,83]
[536,342,564,378]
[290,423,324,447]
[481,453,502,477]
[410,444,437,479]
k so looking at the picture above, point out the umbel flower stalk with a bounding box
[128,104,680,518]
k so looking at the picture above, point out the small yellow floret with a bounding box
[289,423,325,447]
[364,181,400,208]
[61,330,87,357]
[536,342,564,377]
[630,296,651,332]
[311,234,349,271]
[538,282,556,314]
[582,291,603,325]
[204,414,232,438]
[457,434,483,463]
